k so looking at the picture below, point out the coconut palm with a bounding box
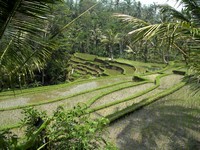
[0,0,62,89]
[115,0,200,79]
[90,27,102,51]
[101,29,120,60]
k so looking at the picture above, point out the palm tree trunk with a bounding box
[119,41,123,57]
[110,45,114,60]
[144,41,148,62]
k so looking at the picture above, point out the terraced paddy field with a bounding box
[107,85,200,149]
[0,53,199,149]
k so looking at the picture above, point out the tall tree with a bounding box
[115,0,200,83]
[0,0,61,89]
[101,29,120,60]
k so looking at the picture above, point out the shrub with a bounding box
[0,105,116,150]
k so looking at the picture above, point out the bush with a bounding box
[0,105,116,150]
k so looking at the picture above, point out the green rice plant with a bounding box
[0,74,132,100]
[106,81,186,123]
[75,53,97,61]
[0,79,132,111]
[86,81,149,107]
[102,67,122,76]
[87,73,167,113]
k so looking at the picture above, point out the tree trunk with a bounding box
[42,69,45,85]
[110,45,114,60]
[119,41,123,57]
[144,41,148,62]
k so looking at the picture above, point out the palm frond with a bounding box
[179,0,200,26]
[158,4,190,22]
[113,13,150,28]
[0,0,60,39]
[128,23,175,42]
[0,0,62,84]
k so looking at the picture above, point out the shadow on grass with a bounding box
[111,104,200,150]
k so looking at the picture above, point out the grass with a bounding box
[76,64,100,74]
[89,73,184,118]
[0,53,187,138]
[75,53,97,61]
[109,62,134,75]
[88,73,166,113]
[96,57,136,74]
[106,81,186,122]
[75,66,98,76]
[0,64,175,130]
[70,56,86,64]
[74,69,87,75]
[0,78,133,111]
[69,53,172,78]
[107,84,199,149]
[115,58,165,68]
[102,67,122,76]
[86,81,150,107]
[0,73,133,100]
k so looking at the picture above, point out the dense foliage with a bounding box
[0,0,164,90]
[115,0,200,85]
[1,0,200,89]
[0,105,115,150]
[0,0,200,149]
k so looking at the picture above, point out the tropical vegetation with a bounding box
[0,0,200,149]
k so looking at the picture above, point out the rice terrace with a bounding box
[0,0,200,149]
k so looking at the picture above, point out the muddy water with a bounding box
[0,97,30,109]
[94,74,184,117]
[0,81,98,109]
[159,74,183,89]
[0,109,23,128]
[0,76,132,109]
[35,82,135,114]
[0,89,107,127]
[95,88,162,117]
[143,74,160,81]
[0,81,133,127]
[28,82,99,104]
[91,83,154,108]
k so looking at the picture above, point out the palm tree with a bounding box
[90,27,102,51]
[101,29,120,60]
[0,0,62,89]
[115,0,200,77]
